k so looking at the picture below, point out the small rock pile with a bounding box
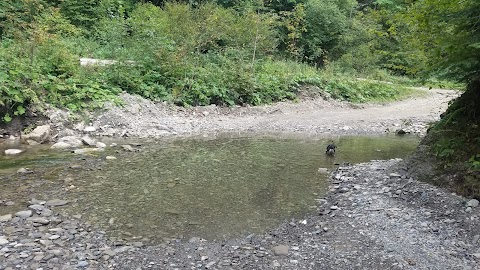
[0,199,126,270]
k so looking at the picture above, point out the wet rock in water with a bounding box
[466,199,479,208]
[73,148,103,154]
[29,198,46,205]
[165,209,181,215]
[106,155,117,160]
[81,136,96,146]
[15,210,32,218]
[96,141,107,148]
[0,214,13,222]
[317,168,329,174]
[17,167,32,174]
[396,129,407,135]
[272,245,289,256]
[45,199,69,206]
[121,144,134,151]
[4,149,23,155]
[57,136,84,147]
[51,141,73,149]
[21,124,51,144]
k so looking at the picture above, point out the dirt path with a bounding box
[84,88,457,139]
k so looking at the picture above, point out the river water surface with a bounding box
[0,134,419,243]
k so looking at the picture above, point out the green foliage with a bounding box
[299,0,355,66]
[58,0,100,31]
[468,154,480,171]
[2,0,460,124]
[40,74,121,111]
[403,0,480,81]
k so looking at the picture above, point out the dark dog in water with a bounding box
[326,144,336,155]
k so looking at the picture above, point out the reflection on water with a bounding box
[0,134,419,243]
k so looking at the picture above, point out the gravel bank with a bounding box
[47,88,457,139]
[2,160,478,269]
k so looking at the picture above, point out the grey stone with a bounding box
[73,148,102,154]
[0,214,12,222]
[29,198,46,205]
[317,168,328,174]
[22,125,51,144]
[58,136,83,147]
[81,136,96,146]
[103,249,116,256]
[17,168,32,174]
[473,235,480,244]
[27,217,50,225]
[96,142,107,148]
[467,199,479,208]
[15,210,32,218]
[84,126,96,132]
[121,145,134,151]
[5,149,23,155]
[49,235,60,240]
[0,237,8,245]
[50,142,73,149]
[77,261,89,267]
[272,245,289,256]
[206,261,216,268]
[45,199,68,206]
[41,209,53,217]
[29,204,45,211]
[46,249,62,255]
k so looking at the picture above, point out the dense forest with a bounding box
[1,1,479,194]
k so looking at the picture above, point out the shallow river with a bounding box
[0,134,419,243]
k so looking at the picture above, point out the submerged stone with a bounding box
[5,149,23,155]
[45,199,69,206]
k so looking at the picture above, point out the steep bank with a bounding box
[405,80,480,198]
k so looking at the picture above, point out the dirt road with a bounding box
[87,88,457,139]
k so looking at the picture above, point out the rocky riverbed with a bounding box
[1,159,479,269]
[2,87,479,269]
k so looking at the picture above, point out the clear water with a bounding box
[0,134,419,243]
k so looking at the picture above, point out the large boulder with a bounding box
[22,125,51,144]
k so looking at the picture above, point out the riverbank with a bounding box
[1,159,478,269]
[0,87,456,142]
